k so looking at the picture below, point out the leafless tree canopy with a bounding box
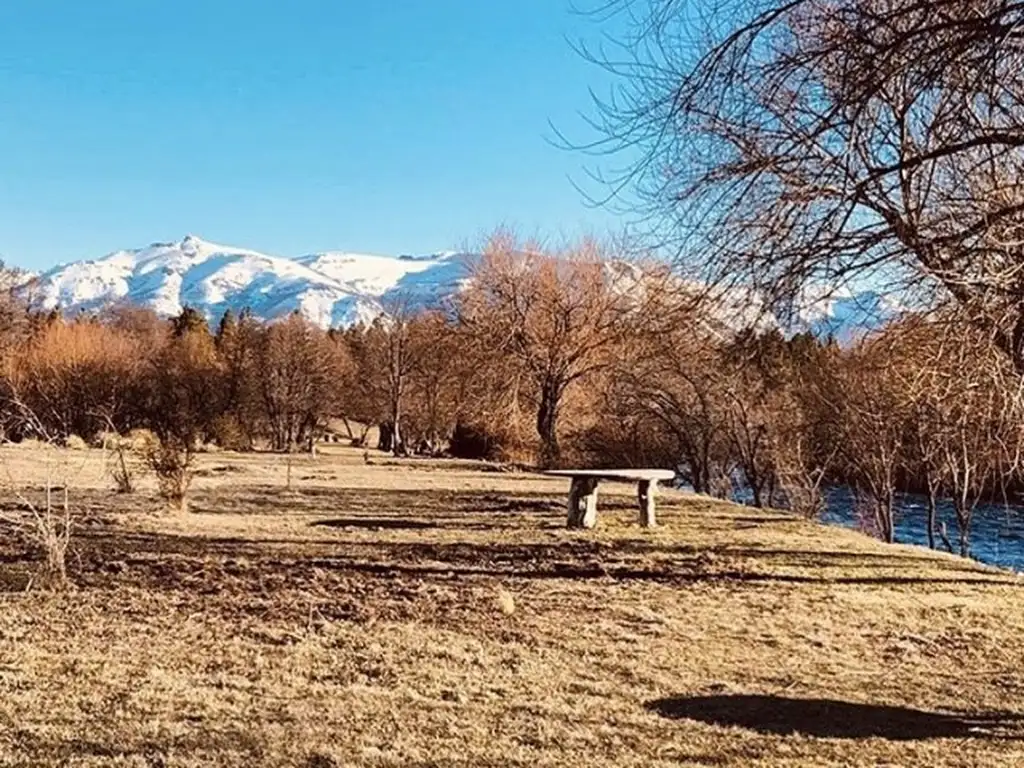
[457,232,676,466]
[578,0,1024,366]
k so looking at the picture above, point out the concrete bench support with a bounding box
[567,477,600,529]
[638,480,656,528]
[544,469,675,530]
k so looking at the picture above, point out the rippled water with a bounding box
[818,487,1024,572]
[718,485,1024,571]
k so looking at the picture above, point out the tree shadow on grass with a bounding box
[311,518,438,531]
[647,695,1024,740]
[10,529,1014,594]
[189,486,566,519]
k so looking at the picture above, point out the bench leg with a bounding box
[567,478,600,529]
[638,480,657,528]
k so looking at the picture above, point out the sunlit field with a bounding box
[1,443,1023,767]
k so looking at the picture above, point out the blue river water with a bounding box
[721,485,1024,572]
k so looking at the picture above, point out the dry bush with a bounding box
[771,434,829,519]
[0,457,73,588]
[209,414,250,452]
[4,319,144,439]
[141,434,195,513]
[102,433,144,494]
[90,430,119,449]
[0,398,91,589]
[125,428,156,450]
[109,447,136,494]
[448,421,505,461]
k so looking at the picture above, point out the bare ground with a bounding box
[1,444,1024,767]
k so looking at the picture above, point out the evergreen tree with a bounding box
[171,306,209,338]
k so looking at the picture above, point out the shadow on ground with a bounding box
[311,518,438,531]
[0,486,1013,594]
[188,486,568,520]
[647,694,1024,740]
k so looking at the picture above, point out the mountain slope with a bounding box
[28,235,471,329]
[792,288,903,343]
[22,235,896,337]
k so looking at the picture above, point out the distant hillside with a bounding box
[18,234,899,337]
[24,235,472,328]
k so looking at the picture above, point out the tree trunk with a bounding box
[685,448,705,493]
[567,477,599,529]
[878,492,895,544]
[956,504,972,558]
[392,422,403,457]
[378,422,393,453]
[391,399,404,457]
[638,480,657,528]
[926,489,937,550]
[536,380,561,468]
[749,471,763,508]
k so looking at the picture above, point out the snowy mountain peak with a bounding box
[18,236,894,339]
[24,237,472,329]
[179,234,202,256]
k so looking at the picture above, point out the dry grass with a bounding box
[1,443,1024,766]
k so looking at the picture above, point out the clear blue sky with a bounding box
[0,0,623,270]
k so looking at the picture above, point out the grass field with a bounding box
[1,443,1024,767]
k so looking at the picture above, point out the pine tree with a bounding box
[171,306,209,338]
[215,308,237,350]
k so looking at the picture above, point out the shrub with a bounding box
[90,430,120,449]
[105,435,143,494]
[448,422,503,461]
[141,435,195,513]
[65,434,88,451]
[126,428,157,451]
[209,415,250,452]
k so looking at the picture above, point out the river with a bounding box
[721,485,1024,572]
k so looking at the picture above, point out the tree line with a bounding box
[2,235,1023,556]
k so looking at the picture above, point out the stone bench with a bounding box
[543,469,676,529]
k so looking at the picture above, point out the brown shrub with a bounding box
[141,435,195,513]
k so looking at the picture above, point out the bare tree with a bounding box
[614,322,733,492]
[459,232,673,467]
[0,386,89,589]
[373,296,423,456]
[889,314,1024,555]
[257,313,346,453]
[141,319,224,512]
[832,341,908,543]
[404,311,462,454]
[577,0,1024,368]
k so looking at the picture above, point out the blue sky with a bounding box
[0,0,623,270]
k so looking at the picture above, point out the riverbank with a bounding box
[814,487,1024,572]
[2,444,1024,766]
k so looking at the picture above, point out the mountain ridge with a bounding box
[25,235,472,329]
[18,235,897,338]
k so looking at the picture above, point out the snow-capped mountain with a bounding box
[18,234,898,338]
[791,288,903,343]
[25,235,473,329]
